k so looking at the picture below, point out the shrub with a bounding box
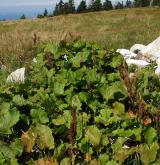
[0,40,160,164]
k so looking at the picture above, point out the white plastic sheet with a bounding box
[139,36,160,61]
[155,58,160,75]
[116,49,137,59]
[7,67,25,83]
[33,58,37,63]
[130,44,146,54]
[126,59,150,67]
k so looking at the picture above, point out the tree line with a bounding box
[20,0,160,19]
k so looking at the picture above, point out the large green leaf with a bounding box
[112,129,132,137]
[12,95,25,106]
[85,68,100,83]
[52,110,71,128]
[106,160,118,165]
[95,108,112,126]
[100,81,127,102]
[0,139,23,159]
[112,127,141,142]
[0,103,20,134]
[54,81,65,96]
[112,137,126,152]
[71,51,89,67]
[53,76,67,96]
[115,147,138,164]
[112,102,125,116]
[144,127,157,144]
[44,43,60,59]
[90,159,101,165]
[35,124,55,150]
[86,126,102,146]
[107,73,120,82]
[139,142,159,165]
[60,157,71,165]
[30,108,49,124]
[54,143,69,159]
[98,154,109,165]
[72,95,82,110]
[110,55,124,68]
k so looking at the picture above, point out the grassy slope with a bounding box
[0,7,160,70]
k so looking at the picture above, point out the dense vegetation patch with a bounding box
[0,40,160,164]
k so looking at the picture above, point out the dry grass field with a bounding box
[0,7,160,70]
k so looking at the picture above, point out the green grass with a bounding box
[0,7,160,70]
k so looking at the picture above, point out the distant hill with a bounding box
[0,12,36,20]
[0,6,53,20]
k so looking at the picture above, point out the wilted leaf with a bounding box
[143,118,152,125]
[37,158,45,165]
[84,153,92,163]
[21,129,36,152]
[128,110,137,118]
[45,160,55,165]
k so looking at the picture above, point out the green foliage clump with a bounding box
[0,40,160,164]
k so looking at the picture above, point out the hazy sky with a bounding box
[0,0,123,7]
[0,0,127,18]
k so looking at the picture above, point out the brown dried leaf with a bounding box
[143,118,152,125]
[37,159,45,165]
[84,153,92,163]
[21,131,36,152]
[45,160,54,165]
[128,110,137,118]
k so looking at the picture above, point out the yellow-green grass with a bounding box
[0,7,160,70]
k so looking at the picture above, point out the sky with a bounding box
[0,0,127,20]
[0,0,122,7]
